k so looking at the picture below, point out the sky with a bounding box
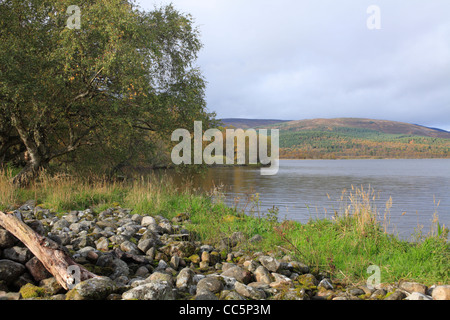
[138,0,450,131]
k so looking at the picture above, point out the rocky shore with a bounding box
[0,201,449,300]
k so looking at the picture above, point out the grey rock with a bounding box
[67,276,118,300]
[259,256,280,272]
[400,281,427,294]
[176,267,195,290]
[141,216,157,227]
[26,220,46,235]
[25,257,51,282]
[254,265,272,284]
[95,237,110,252]
[221,266,252,284]
[122,280,175,300]
[52,218,70,232]
[134,266,150,278]
[3,246,32,264]
[148,271,173,284]
[0,259,26,285]
[270,272,294,289]
[119,240,139,255]
[290,261,309,274]
[196,276,224,294]
[137,238,155,254]
[110,258,130,279]
[234,282,266,300]
[348,287,366,296]
[0,229,17,248]
[405,292,433,300]
[318,278,334,290]
[384,290,407,300]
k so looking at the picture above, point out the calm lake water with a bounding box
[169,159,450,241]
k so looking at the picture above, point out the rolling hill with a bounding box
[219,118,450,159]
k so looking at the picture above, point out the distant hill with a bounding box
[219,117,450,159]
[263,118,450,139]
[220,118,291,129]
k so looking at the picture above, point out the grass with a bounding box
[0,168,448,286]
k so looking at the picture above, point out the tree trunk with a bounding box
[0,210,97,290]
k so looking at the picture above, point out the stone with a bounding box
[405,292,433,300]
[318,278,334,290]
[26,220,46,235]
[221,290,246,300]
[25,257,52,282]
[19,283,47,299]
[297,273,319,288]
[348,287,366,297]
[3,246,32,264]
[196,276,224,294]
[234,281,265,300]
[131,214,143,224]
[201,251,210,263]
[171,241,196,258]
[384,290,407,300]
[259,256,280,272]
[399,281,427,294]
[221,266,252,284]
[176,267,195,290]
[134,266,150,278]
[432,285,450,300]
[137,238,155,254]
[170,255,180,270]
[148,271,173,284]
[95,237,110,251]
[195,291,219,300]
[0,229,17,248]
[158,220,173,234]
[270,272,293,289]
[254,266,272,284]
[290,261,309,274]
[0,259,26,285]
[122,280,175,300]
[119,240,139,255]
[370,288,387,299]
[0,291,21,300]
[39,277,64,296]
[66,276,118,300]
[141,216,156,227]
[109,258,130,279]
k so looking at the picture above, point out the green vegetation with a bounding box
[0,0,216,186]
[2,170,448,286]
[279,128,450,159]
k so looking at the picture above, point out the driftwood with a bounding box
[0,210,97,290]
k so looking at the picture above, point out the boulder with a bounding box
[122,280,175,300]
[432,285,450,300]
[66,276,118,300]
[221,266,252,284]
[258,256,280,272]
[0,259,26,285]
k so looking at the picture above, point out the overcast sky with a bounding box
[138,0,450,131]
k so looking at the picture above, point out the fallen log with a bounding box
[0,210,97,290]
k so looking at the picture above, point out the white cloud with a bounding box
[138,0,450,129]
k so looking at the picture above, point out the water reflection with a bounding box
[163,159,450,241]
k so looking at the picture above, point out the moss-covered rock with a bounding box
[19,283,47,299]
[65,276,118,300]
